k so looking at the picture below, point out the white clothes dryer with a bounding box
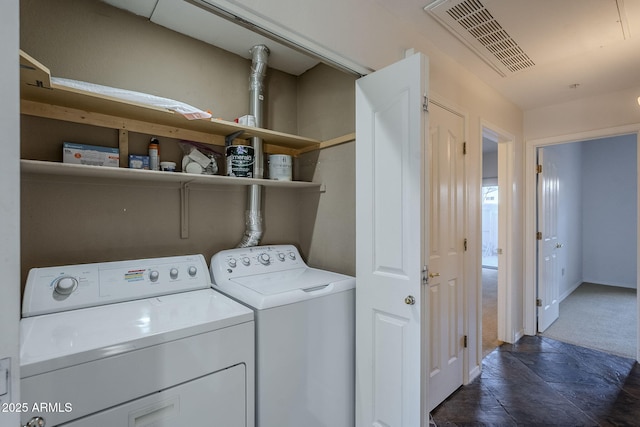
[210,245,355,427]
[20,254,255,427]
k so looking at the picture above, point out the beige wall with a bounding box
[296,63,357,273]
[19,0,355,286]
[298,143,355,275]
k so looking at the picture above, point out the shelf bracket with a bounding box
[180,182,190,239]
[225,130,245,147]
[118,129,129,168]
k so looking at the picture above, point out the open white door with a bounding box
[426,102,465,411]
[355,53,428,427]
[537,147,560,331]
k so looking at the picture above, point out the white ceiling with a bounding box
[383,0,640,110]
[104,0,640,111]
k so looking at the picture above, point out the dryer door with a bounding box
[59,364,247,427]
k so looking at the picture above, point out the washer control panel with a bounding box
[22,254,210,317]
[210,245,305,282]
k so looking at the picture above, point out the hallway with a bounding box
[431,336,640,426]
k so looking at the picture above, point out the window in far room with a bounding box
[482,185,499,268]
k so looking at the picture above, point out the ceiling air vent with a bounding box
[424,0,535,77]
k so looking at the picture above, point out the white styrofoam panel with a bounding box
[104,0,319,75]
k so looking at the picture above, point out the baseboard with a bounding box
[581,279,637,290]
[513,329,524,343]
[468,365,481,383]
[559,280,583,302]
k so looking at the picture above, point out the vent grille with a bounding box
[425,0,535,75]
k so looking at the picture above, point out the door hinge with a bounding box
[463,238,468,251]
[463,335,468,348]
[536,164,542,174]
[422,94,429,112]
[536,231,542,240]
[536,298,542,307]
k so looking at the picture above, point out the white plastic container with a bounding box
[268,154,292,181]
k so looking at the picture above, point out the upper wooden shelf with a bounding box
[19,51,321,152]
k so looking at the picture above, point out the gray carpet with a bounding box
[542,282,637,358]
[482,268,502,357]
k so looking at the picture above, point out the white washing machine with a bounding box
[20,254,255,427]
[210,245,355,427]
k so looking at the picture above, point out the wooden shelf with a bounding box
[19,51,321,154]
[21,159,321,189]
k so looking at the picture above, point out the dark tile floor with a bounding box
[431,335,640,426]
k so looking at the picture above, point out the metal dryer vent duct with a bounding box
[237,44,270,248]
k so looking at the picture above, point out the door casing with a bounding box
[524,124,640,362]
[480,121,517,346]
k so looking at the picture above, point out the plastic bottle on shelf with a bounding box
[149,138,160,171]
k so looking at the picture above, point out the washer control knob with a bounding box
[188,266,198,277]
[277,253,286,261]
[170,268,179,280]
[288,252,296,260]
[258,253,271,265]
[149,270,160,282]
[22,417,46,427]
[241,257,251,266]
[228,258,237,268]
[54,276,77,295]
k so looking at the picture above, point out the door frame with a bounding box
[0,0,21,423]
[523,123,640,362]
[480,121,516,345]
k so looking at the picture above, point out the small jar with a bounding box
[160,161,176,172]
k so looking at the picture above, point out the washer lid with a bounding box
[231,268,349,295]
[20,289,253,378]
[217,267,355,309]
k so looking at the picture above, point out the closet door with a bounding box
[355,52,429,427]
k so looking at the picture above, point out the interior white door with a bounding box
[426,103,465,411]
[537,147,560,332]
[355,52,428,427]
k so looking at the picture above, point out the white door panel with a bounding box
[356,56,466,425]
[427,103,465,411]
[356,53,428,427]
[537,148,560,332]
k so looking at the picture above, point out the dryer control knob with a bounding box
[241,257,251,266]
[149,270,160,282]
[228,258,237,268]
[188,266,197,277]
[288,252,296,260]
[277,253,286,261]
[258,253,271,265]
[54,276,77,295]
[170,268,179,280]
